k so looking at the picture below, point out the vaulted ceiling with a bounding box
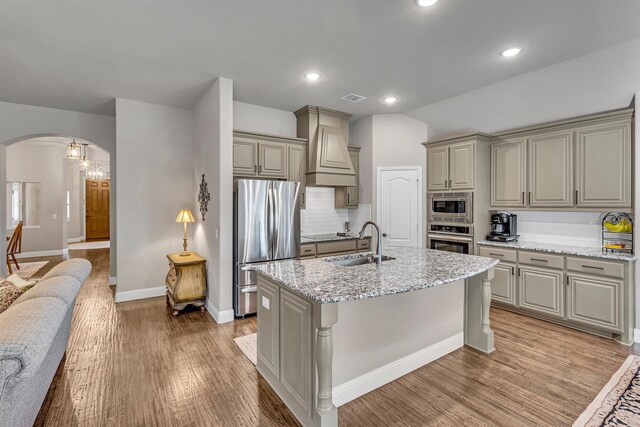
[1,0,639,117]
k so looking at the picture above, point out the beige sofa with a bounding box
[0,258,91,427]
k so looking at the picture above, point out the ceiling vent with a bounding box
[340,93,367,103]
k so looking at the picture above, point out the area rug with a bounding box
[15,261,49,279]
[574,355,640,426]
[234,333,257,366]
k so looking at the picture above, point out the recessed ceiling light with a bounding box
[305,72,320,81]
[417,0,438,6]
[384,96,397,105]
[500,47,523,57]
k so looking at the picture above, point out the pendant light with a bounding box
[80,143,90,170]
[66,138,81,159]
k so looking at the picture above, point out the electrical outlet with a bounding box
[52,214,57,220]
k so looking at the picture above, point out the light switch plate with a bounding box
[261,296,269,309]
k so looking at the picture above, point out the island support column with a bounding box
[313,302,338,427]
[464,268,495,353]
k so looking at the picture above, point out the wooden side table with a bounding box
[166,252,207,315]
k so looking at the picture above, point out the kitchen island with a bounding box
[252,247,498,427]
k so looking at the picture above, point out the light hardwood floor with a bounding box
[33,249,639,426]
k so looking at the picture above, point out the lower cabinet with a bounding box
[518,266,564,318]
[257,279,280,379]
[491,262,516,306]
[566,273,623,333]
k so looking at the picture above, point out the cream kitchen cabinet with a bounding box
[427,142,474,191]
[518,265,564,319]
[528,130,573,207]
[258,141,287,178]
[233,138,259,176]
[490,108,633,211]
[490,138,527,207]
[566,273,623,333]
[233,131,308,193]
[479,242,634,344]
[491,262,517,306]
[575,120,631,208]
[335,146,360,208]
[287,144,307,208]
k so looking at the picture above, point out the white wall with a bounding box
[407,39,640,139]
[6,143,67,254]
[115,99,194,297]
[233,101,296,137]
[369,114,429,248]
[0,101,117,277]
[193,78,234,322]
[635,93,640,329]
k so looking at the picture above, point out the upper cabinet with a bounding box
[335,146,360,208]
[427,139,477,192]
[426,146,449,191]
[490,108,633,211]
[287,144,307,209]
[528,130,573,207]
[233,131,308,207]
[575,120,631,208]
[491,138,527,207]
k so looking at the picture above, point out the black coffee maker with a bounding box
[487,213,518,242]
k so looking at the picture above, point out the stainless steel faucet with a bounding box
[359,220,382,266]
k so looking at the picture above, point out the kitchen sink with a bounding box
[326,255,395,267]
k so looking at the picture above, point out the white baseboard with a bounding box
[115,286,165,303]
[109,276,117,285]
[206,300,235,324]
[16,248,68,259]
[332,332,464,407]
[634,329,640,343]
[67,236,85,243]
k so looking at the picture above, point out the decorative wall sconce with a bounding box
[198,174,210,221]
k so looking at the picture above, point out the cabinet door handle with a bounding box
[575,190,578,205]
[511,266,515,276]
[489,253,504,257]
[566,275,569,285]
[522,191,525,205]
[347,193,350,203]
[528,191,531,205]
[582,265,604,270]
[517,268,521,276]
[259,165,262,174]
[449,179,452,188]
[530,258,548,263]
[254,164,257,172]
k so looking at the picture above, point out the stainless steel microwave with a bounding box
[428,192,473,224]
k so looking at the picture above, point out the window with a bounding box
[66,189,71,222]
[10,183,21,227]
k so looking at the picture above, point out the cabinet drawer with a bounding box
[566,257,624,279]
[518,251,564,270]
[478,246,517,263]
[357,239,371,251]
[299,244,316,258]
[316,240,357,256]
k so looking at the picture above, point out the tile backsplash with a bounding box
[301,187,371,236]
[508,211,615,247]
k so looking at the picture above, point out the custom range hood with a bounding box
[294,105,356,187]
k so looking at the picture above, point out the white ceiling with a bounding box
[1,0,639,118]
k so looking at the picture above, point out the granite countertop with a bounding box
[477,240,637,262]
[301,233,370,244]
[251,247,498,304]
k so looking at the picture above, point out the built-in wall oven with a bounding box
[427,223,474,254]
[428,192,473,224]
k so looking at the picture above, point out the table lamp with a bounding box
[175,209,195,256]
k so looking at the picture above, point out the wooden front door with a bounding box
[86,179,110,240]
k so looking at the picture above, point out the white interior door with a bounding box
[377,167,421,248]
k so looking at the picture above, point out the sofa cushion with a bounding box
[13,276,81,307]
[0,281,25,314]
[39,258,92,284]
[0,297,67,378]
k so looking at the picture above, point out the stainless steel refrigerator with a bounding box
[234,179,300,317]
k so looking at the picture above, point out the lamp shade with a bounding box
[175,209,195,223]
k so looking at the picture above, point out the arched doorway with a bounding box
[1,133,116,289]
